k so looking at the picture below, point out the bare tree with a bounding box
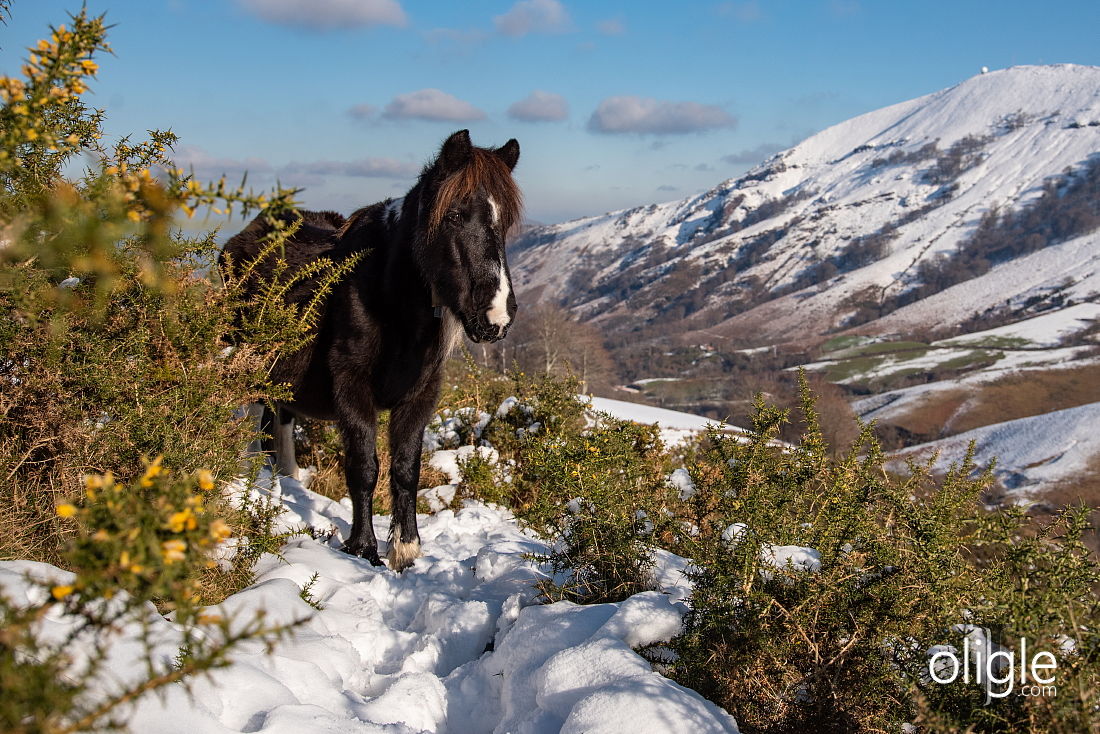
[469,301,619,392]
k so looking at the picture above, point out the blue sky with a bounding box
[4,0,1100,224]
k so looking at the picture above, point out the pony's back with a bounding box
[220,209,345,278]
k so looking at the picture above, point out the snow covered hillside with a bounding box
[511,65,1100,345]
[586,395,749,446]
[888,401,1100,502]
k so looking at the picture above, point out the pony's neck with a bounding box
[377,187,438,321]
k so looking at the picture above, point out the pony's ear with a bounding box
[496,139,520,170]
[439,129,472,172]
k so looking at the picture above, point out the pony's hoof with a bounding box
[339,541,384,566]
[387,537,421,572]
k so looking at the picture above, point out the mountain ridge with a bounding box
[510,64,1100,347]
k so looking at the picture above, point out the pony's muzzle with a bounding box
[465,315,509,343]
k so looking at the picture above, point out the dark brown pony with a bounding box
[222,130,520,570]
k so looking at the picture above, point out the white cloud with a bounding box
[597,17,625,35]
[173,145,418,187]
[172,145,273,181]
[721,142,786,165]
[239,0,407,30]
[347,103,376,120]
[587,96,737,135]
[507,90,568,122]
[382,89,486,122]
[493,0,571,37]
[283,157,419,178]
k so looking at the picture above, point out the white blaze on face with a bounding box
[487,263,512,329]
[487,195,500,227]
[484,196,511,331]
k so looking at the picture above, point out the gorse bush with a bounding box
[521,417,676,603]
[667,378,987,732]
[0,464,297,734]
[664,375,1099,733]
[433,363,1099,732]
[0,7,299,564]
[0,6,324,731]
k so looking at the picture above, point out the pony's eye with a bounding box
[445,210,462,225]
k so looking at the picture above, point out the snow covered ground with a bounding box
[587,396,748,446]
[1,473,737,733]
[932,302,1100,349]
[805,341,1095,388]
[0,400,747,734]
[888,401,1100,501]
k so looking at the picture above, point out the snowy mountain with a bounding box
[511,65,1100,347]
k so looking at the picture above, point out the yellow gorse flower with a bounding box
[55,503,77,518]
[161,539,187,564]
[168,508,197,533]
[197,469,215,492]
[140,455,164,487]
[84,473,104,499]
[209,519,232,541]
[51,584,74,600]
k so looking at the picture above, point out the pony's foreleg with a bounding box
[387,397,434,572]
[272,406,300,481]
[244,403,266,456]
[337,407,383,566]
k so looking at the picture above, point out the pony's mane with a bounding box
[430,148,522,236]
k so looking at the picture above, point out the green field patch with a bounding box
[930,349,1004,372]
[939,335,1033,349]
[840,340,929,358]
[824,355,890,383]
[640,377,728,403]
[821,334,877,354]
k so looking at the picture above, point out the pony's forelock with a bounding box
[428,148,522,237]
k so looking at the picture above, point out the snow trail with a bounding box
[2,469,738,733]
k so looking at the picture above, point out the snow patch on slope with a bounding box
[587,395,748,446]
[888,401,1100,500]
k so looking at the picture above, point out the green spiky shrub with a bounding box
[666,374,1100,733]
[518,416,679,603]
[435,359,680,603]
[0,6,343,732]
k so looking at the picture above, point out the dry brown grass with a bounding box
[877,364,1100,450]
[951,364,1100,434]
[1033,451,1100,556]
[899,389,969,437]
[294,418,450,513]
